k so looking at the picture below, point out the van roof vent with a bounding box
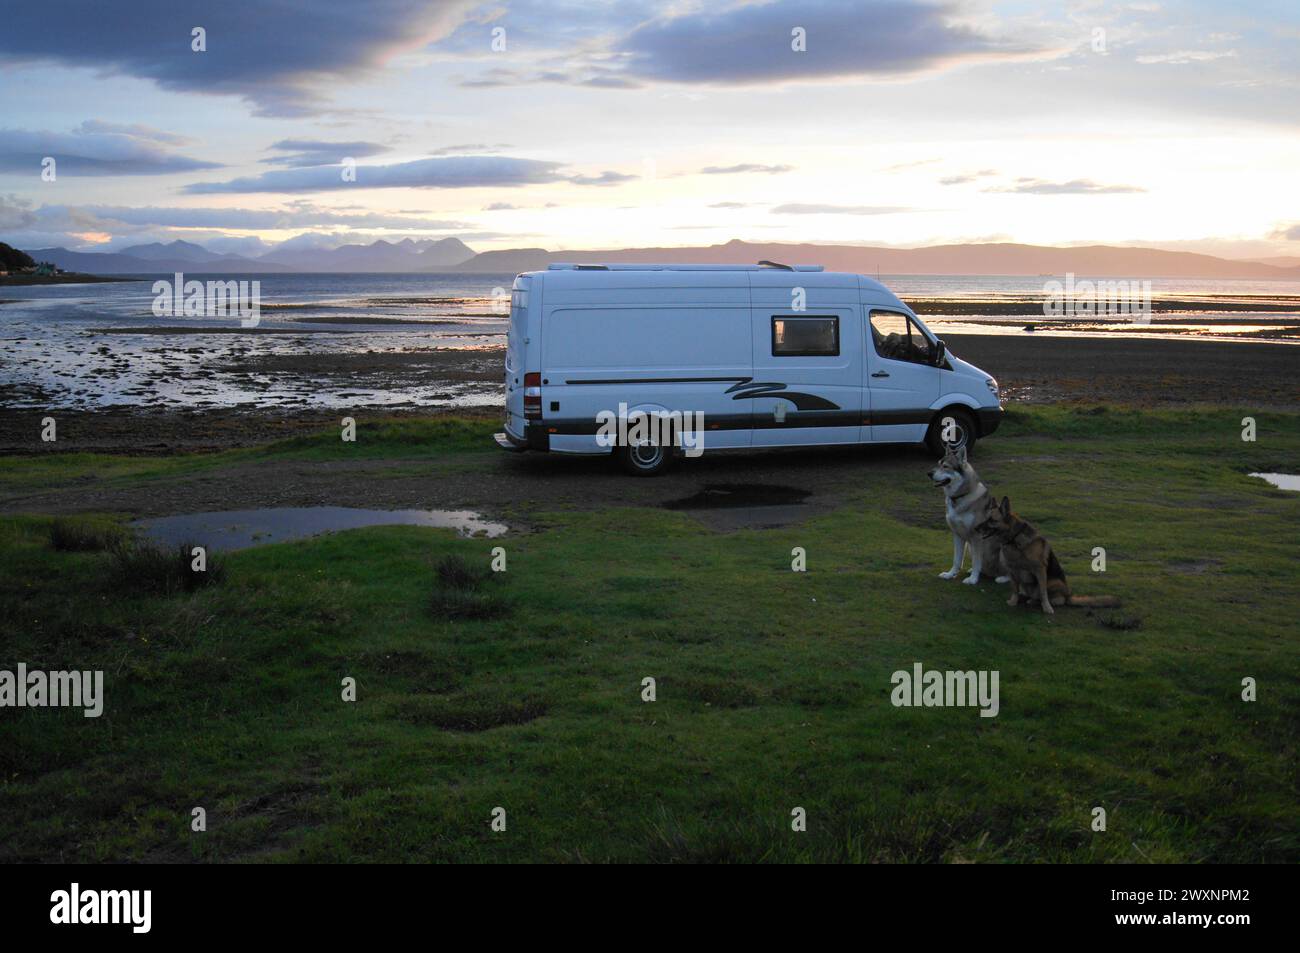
[757,259,793,271]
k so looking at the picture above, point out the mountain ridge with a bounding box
[17,237,1300,279]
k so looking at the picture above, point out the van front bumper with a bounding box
[977,407,1003,436]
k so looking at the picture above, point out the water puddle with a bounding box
[665,484,811,509]
[663,484,813,531]
[133,506,508,551]
[1249,472,1300,491]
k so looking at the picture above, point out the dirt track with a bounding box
[1,333,1295,525]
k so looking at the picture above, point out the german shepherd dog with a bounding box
[927,445,1009,586]
[976,496,1121,614]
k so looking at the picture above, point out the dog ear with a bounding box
[955,444,967,464]
[1000,495,1010,515]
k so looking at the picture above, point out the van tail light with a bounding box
[523,372,542,419]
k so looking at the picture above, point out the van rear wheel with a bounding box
[617,440,675,477]
[925,408,976,456]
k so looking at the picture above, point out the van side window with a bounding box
[771,315,839,357]
[869,310,932,364]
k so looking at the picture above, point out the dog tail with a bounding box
[1067,594,1122,608]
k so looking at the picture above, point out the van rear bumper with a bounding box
[977,407,1003,436]
[494,431,527,452]
[494,424,550,452]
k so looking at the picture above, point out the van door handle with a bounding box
[871,371,890,378]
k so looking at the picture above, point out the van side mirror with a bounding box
[932,339,946,366]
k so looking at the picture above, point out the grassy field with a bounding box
[1,405,1297,862]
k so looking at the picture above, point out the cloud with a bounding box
[454,1,1058,90]
[880,158,941,172]
[432,143,513,156]
[0,0,481,117]
[699,164,794,175]
[0,123,220,175]
[1136,49,1238,65]
[939,169,998,185]
[566,171,638,186]
[612,0,1054,86]
[184,155,566,194]
[984,178,1146,194]
[263,139,390,167]
[771,203,917,215]
[709,201,755,209]
[0,194,38,230]
[71,203,472,231]
[1269,223,1300,241]
[74,120,190,145]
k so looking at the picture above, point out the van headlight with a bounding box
[985,377,999,395]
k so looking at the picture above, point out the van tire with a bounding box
[925,408,977,456]
[616,439,676,477]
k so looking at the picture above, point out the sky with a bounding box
[0,0,1297,259]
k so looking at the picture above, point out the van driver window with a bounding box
[869,310,931,364]
[771,315,839,356]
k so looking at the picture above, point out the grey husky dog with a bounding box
[927,445,1010,585]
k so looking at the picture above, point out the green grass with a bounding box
[0,404,1297,862]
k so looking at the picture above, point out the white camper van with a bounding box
[495,262,1002,475]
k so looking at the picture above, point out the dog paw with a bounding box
[962,575,980,585]
[1042,604,1055,615]
[938,570,958,580]
[995,575,1011,584]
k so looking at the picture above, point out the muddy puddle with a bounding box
[663,483,814,530]
[133,505,508,551]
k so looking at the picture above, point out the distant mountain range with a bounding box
[17,236,1300,279]
[452,239,1300,280]
[23,237,476,275]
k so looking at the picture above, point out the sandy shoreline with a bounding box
[1,333,1296,455]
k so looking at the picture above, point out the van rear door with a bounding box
[504,276,531,438]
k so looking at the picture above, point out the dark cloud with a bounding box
[609,0,1048,86]
[0,0,479,116]
[264,139,390,167]
[985,178,1147,195]
[700,164,793,175]
[184,155,566,194]
[0,194,38,230]
[0,124,220,175]
[73,204,471,230]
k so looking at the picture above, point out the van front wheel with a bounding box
[617,440,675,477]
[925,408,976,456]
